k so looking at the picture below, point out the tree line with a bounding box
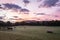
[0,20,60,26]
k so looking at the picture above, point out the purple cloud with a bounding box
[20,8,29,14]
[23,0,30,6]
[21,8,29,12]
[45,0,59,7]
[0,16,4,19]
[36,13,46,15]
[0,17,3,19]
[2,3,21,9]
[0,4,4,9]
[39,0,59,7]
[23,0,30,3]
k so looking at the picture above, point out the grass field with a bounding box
[0,26,60,40]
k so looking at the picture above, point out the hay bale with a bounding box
[47,30,53,33]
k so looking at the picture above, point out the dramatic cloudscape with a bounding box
[0,0,60,22]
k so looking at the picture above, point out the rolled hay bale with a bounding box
[47,30,53,33]
[7,27,14,30]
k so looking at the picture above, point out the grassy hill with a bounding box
[0,26,60,40]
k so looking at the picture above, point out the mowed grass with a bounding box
[0,26,60,40]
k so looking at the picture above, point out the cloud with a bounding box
[20,8,29,14]
[2,3,21,9]
[0,7,3,9]
[0,16,3,19]
[0,4,4,9]
[39,0,59,7]
[44,0,59,7]
[23,0,30,3]
[0,15,5,19]
[21,8,29,12]
[36,13,46,15]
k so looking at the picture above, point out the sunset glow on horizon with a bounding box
[0,0,60,22]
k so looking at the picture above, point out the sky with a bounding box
[0,0,60,23]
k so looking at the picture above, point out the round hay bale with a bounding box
[47,30,53,33]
